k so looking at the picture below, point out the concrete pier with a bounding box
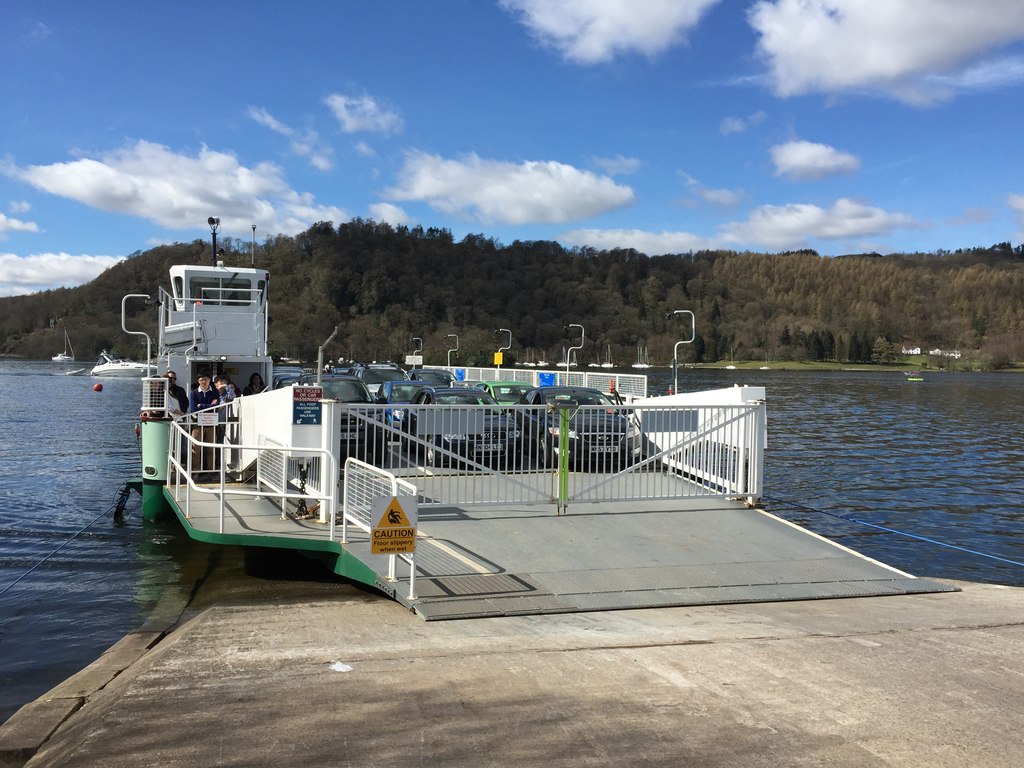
[2,581,1021,767]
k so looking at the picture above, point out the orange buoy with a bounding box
[93,383,103,392]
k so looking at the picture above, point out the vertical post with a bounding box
[251,225,256,267]
[557,405,570,515]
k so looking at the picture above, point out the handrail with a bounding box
[167,415,335,533]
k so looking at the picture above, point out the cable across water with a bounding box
[0,485,133,598]
[763,495,1024,569]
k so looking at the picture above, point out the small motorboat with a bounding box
[90,350,149,377]
[905,372,924,382]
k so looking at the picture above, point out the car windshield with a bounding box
[414,370,453,384]
[543,391,611,407]
[388,383,425,401]
[489,384,530,403]
[361,369,406,384]
[435,392,496,406]
[322,381,370,402]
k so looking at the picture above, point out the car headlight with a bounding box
[548,426,577,438]
[626,422,640,439]
[443,433,468,442]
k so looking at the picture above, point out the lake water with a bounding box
[1,360,1022,723]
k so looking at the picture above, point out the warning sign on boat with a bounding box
[371,496,417,554]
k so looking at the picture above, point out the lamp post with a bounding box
[566,323,584,380]
[411,337,423,369]
[208,217,220,266]
[251,224,256,267]
[667,310,696,394]
[446,334,459,367]
[495,328,512,369]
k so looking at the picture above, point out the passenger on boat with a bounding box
[165,371,189,416]
[189,372,220,471]
[242,372,265,396]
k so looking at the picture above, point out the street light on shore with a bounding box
[495,328,512,369]
[251,225,256,267]
[667,310,695,394]
[566,323,584,380]
[446,334,459,367]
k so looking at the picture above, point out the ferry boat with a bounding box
[125,254,955,620]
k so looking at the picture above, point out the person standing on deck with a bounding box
[189,372,220,471]
[165,371,188,416]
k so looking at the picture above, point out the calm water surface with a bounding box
[1,360,1021,722]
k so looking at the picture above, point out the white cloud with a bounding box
[354,141,376,157]
[719,110,767,135]
[722,197,916,249]
[592,155,641,176]
[324,93,403,135]
[680,172,742,206]
[9,200,31,214]
[384,151,634,225]
[368,202,410,226]
[560,227,714,255]
[749,0,1024,105]
[770,140,860,181]
[7,140,349,237]
[0,212,40,238]
[247,106,333,171]
[500,0,722,64]
[0,252,124,297]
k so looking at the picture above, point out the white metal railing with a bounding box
[166,415,335,532]
[329,399,765,510]
[157,285,268,358]
[341,458,418,599]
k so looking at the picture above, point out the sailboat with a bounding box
[600,344,614,368]
[632,345,651,369]
[52,328,75,362]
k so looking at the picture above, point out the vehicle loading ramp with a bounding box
[173,488,957,621]
[387,498,957,620]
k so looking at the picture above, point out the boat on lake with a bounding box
[52,328,75,362]
[90,351,150,377]
[906,372,924,382]
[122,250,954,620]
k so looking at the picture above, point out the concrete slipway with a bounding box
[2,580,1022,767]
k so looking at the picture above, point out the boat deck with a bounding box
[172,481,956,620]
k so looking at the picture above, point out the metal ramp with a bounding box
[169,485,957,621]
[383,499,958,620]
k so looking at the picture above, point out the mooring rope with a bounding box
[0,485,132,598]
[762,495,1024,569]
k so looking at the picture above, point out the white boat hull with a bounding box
[91,364,148,377]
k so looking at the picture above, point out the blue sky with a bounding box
[3,0,1024,296]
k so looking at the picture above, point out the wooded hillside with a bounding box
[3,219,1023,369]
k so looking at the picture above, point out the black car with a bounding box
[408,368,457,386]
[405,387,522,467]
[515,386,642,468]
[296,374,388,465]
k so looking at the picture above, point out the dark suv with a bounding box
[515,386,642,469]
[352,363,410,397]
[297,374,389,465]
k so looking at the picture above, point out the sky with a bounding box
[3,0,1024,297]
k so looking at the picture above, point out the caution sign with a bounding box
[371,496,418,555]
